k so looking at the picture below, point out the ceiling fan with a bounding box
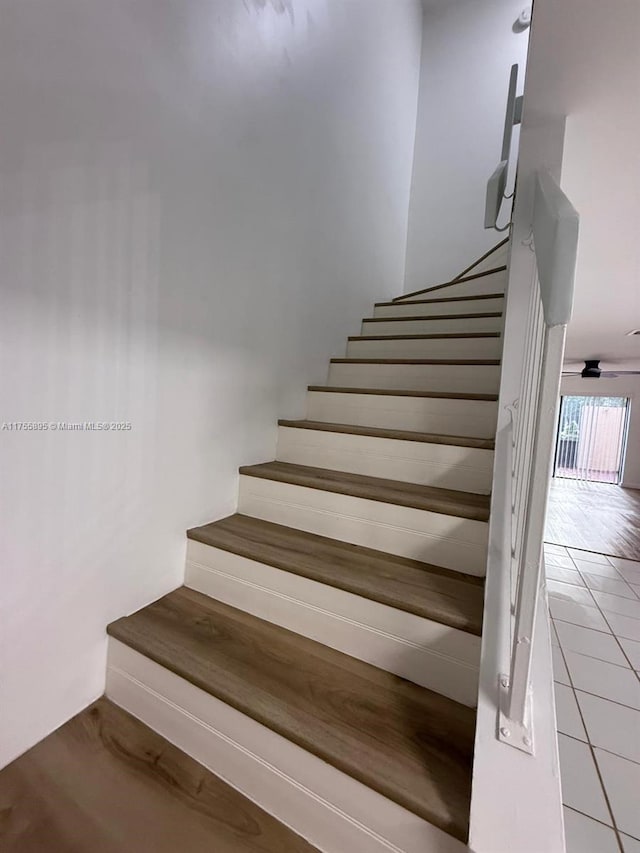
[562,359,640,379]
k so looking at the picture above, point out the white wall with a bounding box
[560,377,640,490]
[0,0,422,768]
[403,0,530,289]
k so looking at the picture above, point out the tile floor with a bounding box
[545,543,640,853]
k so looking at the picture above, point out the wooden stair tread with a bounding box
[108,588,476,841]
[348,332,500,341]
[375,292,505,307]
[330,357,501,365]
[278,418,495,449]
[188,514,484,633]
[239,461,490,521]
[362,311,503,323]
[392,265,507,301]
[308,385,499,401]
[0,698,317,853]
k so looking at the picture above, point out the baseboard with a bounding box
[185,540,480,706]
[106,640,467,853]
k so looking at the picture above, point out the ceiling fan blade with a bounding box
[562,361,640,378]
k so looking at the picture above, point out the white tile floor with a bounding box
[546,543,640,853]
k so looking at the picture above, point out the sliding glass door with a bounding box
[553,396,630,484]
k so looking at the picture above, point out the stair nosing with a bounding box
[347,332,501,342]
[374,292,505,307]
[277,419,495,449]
[187,514,484,634]
[239,461,490,521]
[307,385,499,401]
[362,311,503,323]
[330,358,501,365]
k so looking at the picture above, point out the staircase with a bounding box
[106,249,508,852]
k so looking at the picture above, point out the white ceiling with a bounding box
[564,322,640,374]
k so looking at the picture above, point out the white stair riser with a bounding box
[306,391,498,437]
[328,362,501,394]
[185,540,480,705]
[107,641,466,853]
[238,475,488,575]
[402,271,507,302]
[373,296,504,318]
[277,426,493,494]
[346,336,502,360]
[361,315,502,335]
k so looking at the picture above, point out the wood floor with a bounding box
[0,698,317,852]
[545,477,640,560]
